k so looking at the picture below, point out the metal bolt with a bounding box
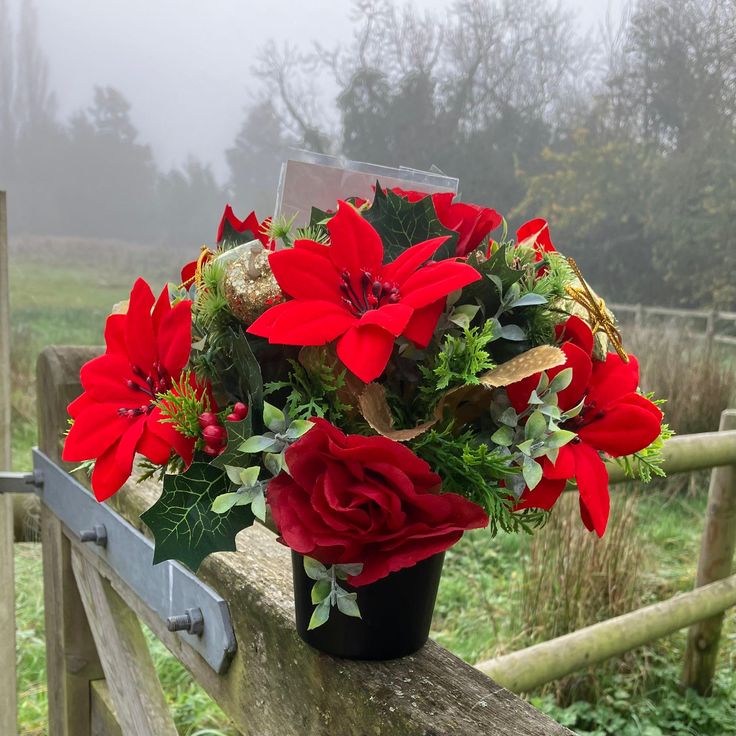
[78,524,107,548]
[166,607,204,636]
[25,470,44,489]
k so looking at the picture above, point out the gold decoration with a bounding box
[565,258,629,362]
[223,244,283,325]
[179,245,213,290]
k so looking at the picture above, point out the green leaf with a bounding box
[311,579,331,604]
[285,419,313,440]
[141,463,255,571]
[548,368,573,394]
[263,452,285,477]
[525,411,547,440]
[303,556,329,581]
[562,398,585,420]
[224,465,242,484]
[449,304,480,329]
[239,435,278,453]
[263,401,286,433]
[499,407,518,427]
[522,457,543,490]
[508,292,548,309]
[363,182,458,261]
[546,430,577,449]
[491,425,515,447]
[212,417,253,470]
[239,466,260,486]
[499,324,526,341]
[517,439,535,455]
[334,562,364,580]
[211,492,240,514]
[251,491,267,522]
[336,591,361,618]
[307,599,331,630]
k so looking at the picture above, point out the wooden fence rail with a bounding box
[477,409,736,695]
[609,302,736,347]
[32,345,570,736]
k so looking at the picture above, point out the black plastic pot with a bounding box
[291,551,445,660]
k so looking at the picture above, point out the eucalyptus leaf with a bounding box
[285,419,314,440]
[336,591,361,618]
[311,579,331,604]
[546,430,577,449]
[307,599,331,630]
[264,452,285,477]
[239,435,278,453]
[499,324,526,341]
[303,556,329,581]
[335,562,364,580]
[563,398,586,419]
[499,407,519,427]
[525,411,547,440]
[522,457,544,490]
[491,425,515,447]
[224,465,242,484]
[528,390,544,405]
[508,292,548,309]
[449,304,480,329]
[211,493,240,514]
[251,492,267,522]
[263,401,286,433]
[548,368,573,394]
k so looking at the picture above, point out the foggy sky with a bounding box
[12,0,625,179]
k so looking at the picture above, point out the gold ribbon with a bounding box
[179,246,213,291]
[565,258,629,363]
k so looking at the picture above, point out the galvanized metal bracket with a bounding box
[0,470,43,494]
[31,448,237,674]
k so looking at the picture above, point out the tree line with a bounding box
[1,0,734,308]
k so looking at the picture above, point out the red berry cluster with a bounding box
[198,403,248,457]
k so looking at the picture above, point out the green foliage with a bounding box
[140,462,255,571]
[303,556,363,629]
[265,356,350,423]
[411,427,548,535]
[363,182,458,261]
[614,417,674,484]
[193,258,231,328]
[155,371,213,439]
[422,320,496,393]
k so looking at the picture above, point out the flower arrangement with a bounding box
[63,182,666,656]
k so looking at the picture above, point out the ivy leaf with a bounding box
[141,463,255,571]
[363,182,458,262]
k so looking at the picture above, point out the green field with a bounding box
[8,237,736,735]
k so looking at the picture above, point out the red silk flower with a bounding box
[63,279,207,501]
[506,316,662,536]
[247,201,480,382]
[217,204,273,249]
[267,418,489,586]
[516,218,556,265]
[392,188,502,257]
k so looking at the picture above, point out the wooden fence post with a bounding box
[682,409,736,694]
[0,190,17,736]
[38,346,106,736]
[705,309,717,349]
[634,303,644,331]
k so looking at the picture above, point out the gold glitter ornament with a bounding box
[222,243,284,325]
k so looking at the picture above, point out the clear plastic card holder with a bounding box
[274,150,459,226]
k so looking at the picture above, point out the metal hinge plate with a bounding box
[32,448,237,674]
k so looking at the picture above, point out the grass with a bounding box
[7,236,736,734]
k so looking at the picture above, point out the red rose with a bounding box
[267,418,489,586]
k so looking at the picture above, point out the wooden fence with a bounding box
[610,302,736,347]
[5,345,570,735]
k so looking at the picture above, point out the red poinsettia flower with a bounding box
[516,218,556,264]
[216,204,274,249]
[506,316,662,536]
[63,279,208,501]
[392,188,502,257]
[247,201,480,382]
[268,418,489,586]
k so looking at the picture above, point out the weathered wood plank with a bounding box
[0,494,16,736]
[0,191,16,735]
[44,345,571,736]
[90,680,123,736]
[71,550,178,736]
[38,347,107,736]
[682,409,736,694]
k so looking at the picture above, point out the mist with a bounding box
[1,0,734,309]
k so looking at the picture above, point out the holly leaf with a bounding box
[363,182,458,262]
[141,463,255,571]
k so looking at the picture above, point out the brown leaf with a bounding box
[478,345,566,387]
[357,383,437,441]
